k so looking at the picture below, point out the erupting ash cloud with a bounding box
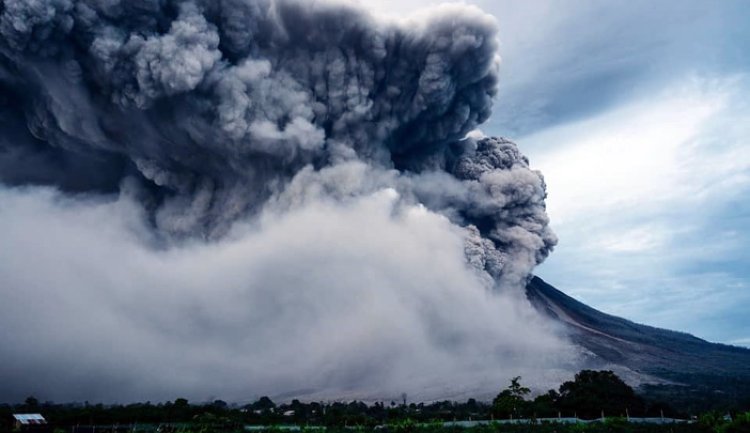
[0,0,573,402]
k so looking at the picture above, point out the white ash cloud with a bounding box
[0,185,575,403]
[0,0,571,401]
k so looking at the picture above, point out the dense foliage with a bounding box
[2,371,748,433]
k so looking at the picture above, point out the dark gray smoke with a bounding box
[0,0,555,288]
[0,0,569,402]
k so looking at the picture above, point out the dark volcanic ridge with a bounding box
[526,276,750,407]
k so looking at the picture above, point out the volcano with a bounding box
[526,276,750,410]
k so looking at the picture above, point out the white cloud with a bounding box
[520,74,750,343]
[524,75,741,223]
[728,338,750,348]
[591,224,668,253]
[0,185,576,403]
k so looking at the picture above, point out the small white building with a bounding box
[13,414,47,429]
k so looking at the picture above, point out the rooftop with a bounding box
[13,414,47,425]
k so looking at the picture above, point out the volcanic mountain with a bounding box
[526,276,750,410]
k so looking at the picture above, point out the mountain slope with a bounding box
[526,276,750,409]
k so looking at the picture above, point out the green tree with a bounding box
[556,370,645,419]
[532,390,560,418]
[492,376,531,418]
[252,397,276,411]
[23,397,39,410]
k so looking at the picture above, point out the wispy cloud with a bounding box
[519,75,750,344]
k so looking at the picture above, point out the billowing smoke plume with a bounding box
[0,0,569,402]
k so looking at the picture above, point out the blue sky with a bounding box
[367,0,750,346]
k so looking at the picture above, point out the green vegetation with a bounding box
[2,371,748,433]
[488,370,677,420]
[492,376,530,419]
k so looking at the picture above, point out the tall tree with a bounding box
[492,376,531,418]
[557,370,645,418]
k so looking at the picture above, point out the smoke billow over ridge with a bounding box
[0,0,571,402]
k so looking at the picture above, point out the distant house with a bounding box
[12,414,49,432]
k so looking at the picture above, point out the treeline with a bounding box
[2,370,748,431]
[491,370,676,419]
